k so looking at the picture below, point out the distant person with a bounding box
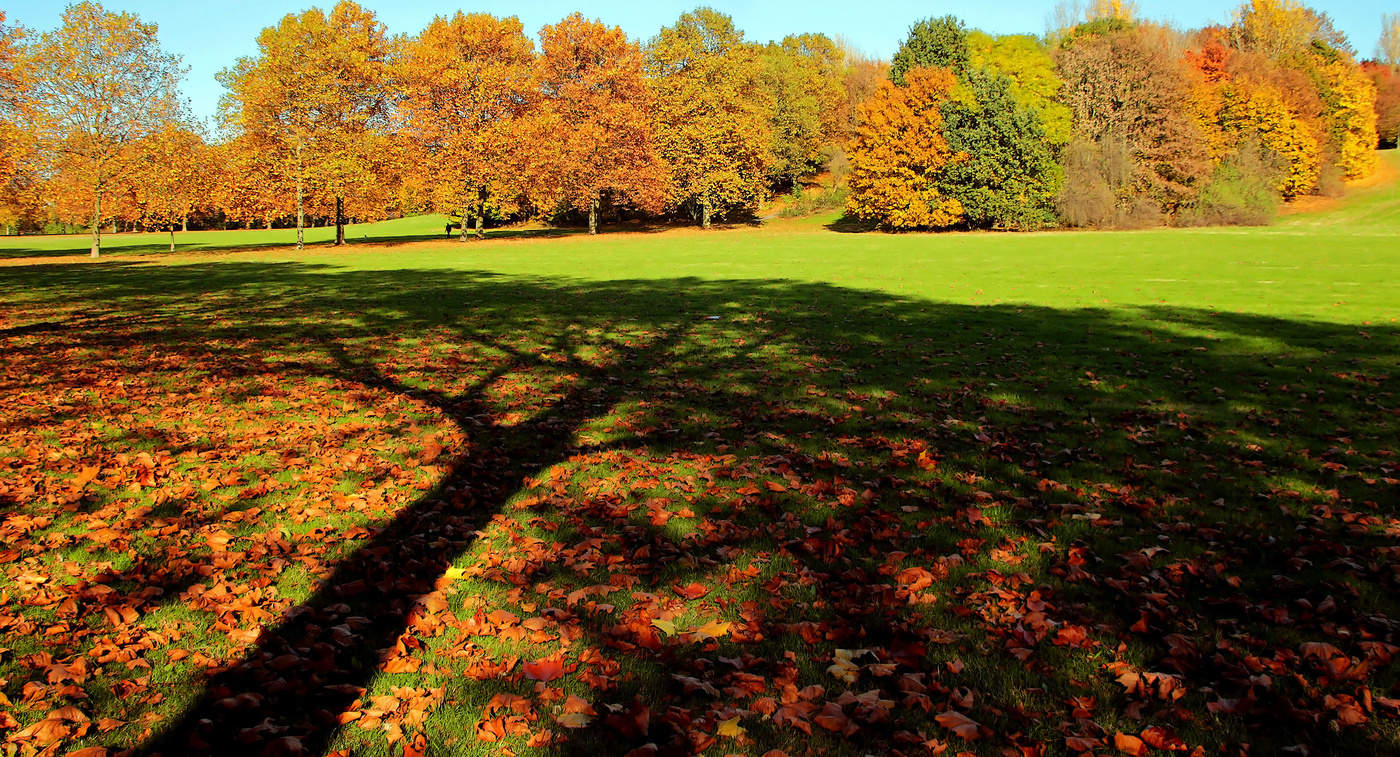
[445,221,452,239]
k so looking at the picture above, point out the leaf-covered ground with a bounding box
[0,169,1397,756]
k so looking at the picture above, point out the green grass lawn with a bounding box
[0,153,1396,756]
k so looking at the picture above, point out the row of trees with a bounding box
[1,2,1397,249]
[848,0,1399,229]
[1,3,883,254]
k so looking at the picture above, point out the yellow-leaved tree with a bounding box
[22,2,184,257]
[845,67,964,229]
[1313,58,1379,180]
[395,12,537,240]
[219,0,390,249]
[1218,82,1320,196]
[645,9,772,228]
[1228,0,1377,181]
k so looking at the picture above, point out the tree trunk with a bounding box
[701,198,712,230]
[459,206,470,242]
[169,227,175,253]
[182,217,187,233]
[475,186,487,240]
[89,191,102,258]
[295,144,305,251]
[334,195,346,246]
[589,195,599,235]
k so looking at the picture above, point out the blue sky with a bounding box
[4,1,1393,126]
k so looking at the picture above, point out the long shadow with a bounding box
[0,261,1395,755]
[142,324,693,754]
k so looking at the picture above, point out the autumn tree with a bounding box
[837,39,889,133]
[1056,23,1213,219]
[21,2,183,257]
[1227,1,1377,179]
[1218,82,1320,196]
[117,126,214,250]
[1380,13,1400,65]
[215,136,292,229]
[889,16,969,86]
[395,12,537,240]
[845,67,963,229]
[1310,55,1379,179]
[535,13,664,234]
[220,1,389,249]
[1230,0,1349,61]
[1363,61,1400,148]
[759,33,847,188]
[645,9,772,228]
[0,12,31,227]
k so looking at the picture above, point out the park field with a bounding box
[0,153,1397,756]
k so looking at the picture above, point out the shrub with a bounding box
[778,184,850,217]
[1056,138,1161,228]
[1183,141,1282,226]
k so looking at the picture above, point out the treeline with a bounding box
[852,1,1397,230]
[0,2,1397,253]
[0,3,878,253]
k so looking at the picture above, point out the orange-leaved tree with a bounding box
[1362,61,1400,148]
[536,13,664,234]
[219,0,390,249]
[0,11,31,228]
[21,1,184,257]
[645,9,772,228]
[844,66,964,229]
[117,125,215,251]
[215,135,292,229]
[1186,27,1320,197]
[395,12,537,241]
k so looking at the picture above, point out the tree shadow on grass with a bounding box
[0,261,1395,755]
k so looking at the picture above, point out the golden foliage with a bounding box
[1314,59,1379,180]
[220,0,390,245]
[21,1,184,254]
[1218,82,1320,196]
[845,67,964,229]
[645,9,772,227]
